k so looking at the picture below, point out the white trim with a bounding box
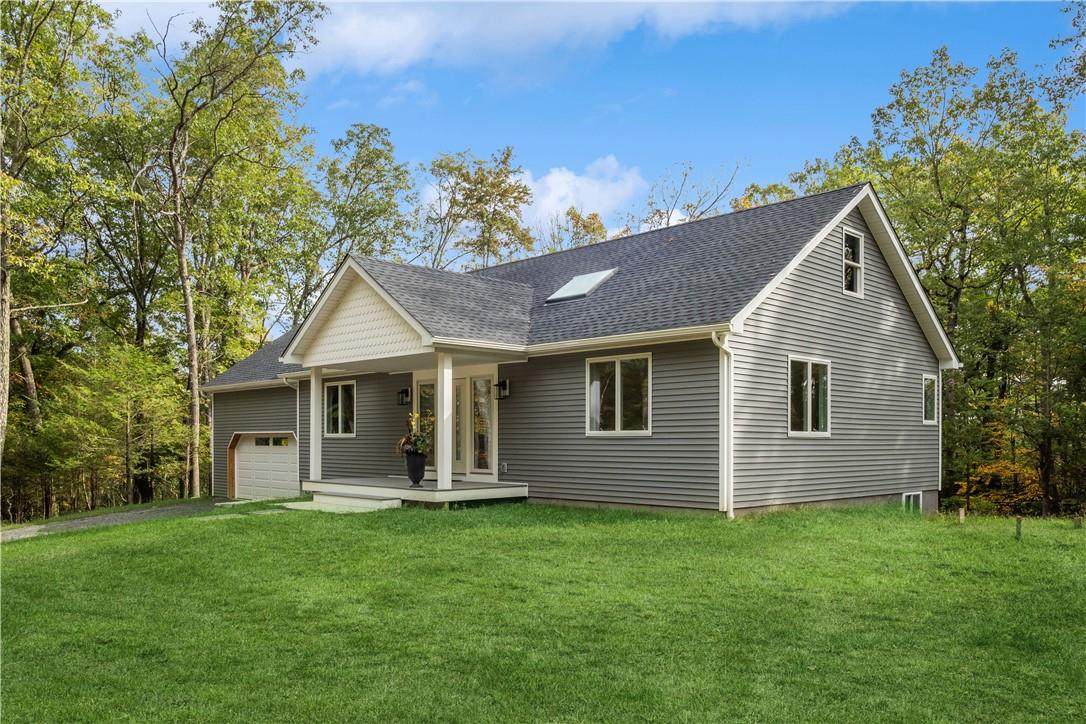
[209,393,215,495]
[842,227,864,299]
[528,324,728,357]
[711,330,735,518]
[584,352,653,437]
[730,185,959,367]
[204,379,292,394]
[902,490,923,512]
[937,369,943,492]
[323,379,357,438]
[281,258,433,364]
[922,373,938,425]
[786,355,831,438]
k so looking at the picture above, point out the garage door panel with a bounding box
[234,434,299,499]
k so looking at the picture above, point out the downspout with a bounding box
[711,330,735,519]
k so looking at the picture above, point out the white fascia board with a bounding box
[280,258,434,364]
[525,323,729,357]
[729,184,959,367]
[202,380,291,394]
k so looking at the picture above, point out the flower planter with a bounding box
[404,451,427,487]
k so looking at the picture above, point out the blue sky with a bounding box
[111,2,1080,228]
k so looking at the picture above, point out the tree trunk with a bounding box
[0,223,9,459]
[10,316,41,425]
[177,243,201,498]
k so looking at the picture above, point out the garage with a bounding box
[228,433,299,499]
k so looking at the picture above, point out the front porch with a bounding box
[304,477,528,504]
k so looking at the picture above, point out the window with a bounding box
[271,436,290,447]
[324,381,355,437]
[903,491,922,513]
[843,230,864,296]
[547,269,616,303]
[587,354,651,435]
[472,377,492,471]
[788,357,830,436]
[922,374,937,424]
[255,437,270,446]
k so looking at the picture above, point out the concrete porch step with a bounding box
[309,491,402,512]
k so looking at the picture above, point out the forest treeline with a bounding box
[1,1,1083,522]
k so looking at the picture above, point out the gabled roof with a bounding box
[354,256,533,346]
[472,184,869,344]
[205,327,301,390]
[207,183,958,389]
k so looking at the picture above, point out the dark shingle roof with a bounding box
[204,327,301,389]
[207,185,868,387]
[354,256,533,345]
[472,184,868,344]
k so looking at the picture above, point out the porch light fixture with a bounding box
[397,387,411,406]
[494,379,510,400]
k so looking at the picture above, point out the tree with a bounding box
[636,161,738,230]
[413,147,533,269]
[538,206,607,254]
[729,182,796,211]
[140,0,323,497]
[1046,0,1086,102]
[0,0,115,460]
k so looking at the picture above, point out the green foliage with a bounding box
[415,146,534,268]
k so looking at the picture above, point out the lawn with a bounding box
[2,503,1083,722]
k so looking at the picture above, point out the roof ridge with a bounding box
[470,182,870,275]
[353,254,535,292]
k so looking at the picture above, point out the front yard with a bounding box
[2,503,1083,722]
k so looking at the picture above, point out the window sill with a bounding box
[787,431,831,438]
[586,430,652,438]
[922,419,937,426]
[842,288,864,299]
[323,433,356,439]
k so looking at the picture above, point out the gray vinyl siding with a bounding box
[730,208,940,509]
[210,385,298,497]
[299,373,412,480]
[497,340,719,509]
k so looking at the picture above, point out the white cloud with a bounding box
[378,79,438,108]
[522,155,647,228]
[101,2,848,76]
[302,2,849,76]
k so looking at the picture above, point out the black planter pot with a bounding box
[404,451,427,487]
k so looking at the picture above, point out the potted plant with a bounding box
[396,413,432,487]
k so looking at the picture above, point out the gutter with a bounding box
[711,330,735,518]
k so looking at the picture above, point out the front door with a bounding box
[417,379,468,476]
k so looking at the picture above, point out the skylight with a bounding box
[546,268,616,303]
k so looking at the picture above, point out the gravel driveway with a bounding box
[1,499,217,543]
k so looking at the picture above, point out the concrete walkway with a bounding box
[1,499,217,543]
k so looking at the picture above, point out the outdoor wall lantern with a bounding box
[397,387,411,406]
[494,379,510,400]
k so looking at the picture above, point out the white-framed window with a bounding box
[903,491,922,513]
[843,229,864,297]
[586,353,651,436]
[324,380,356,437]
[922,374,938,424]
[788,356,830,436]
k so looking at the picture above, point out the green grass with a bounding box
[2,504,1083,722]
[1,497,196,530]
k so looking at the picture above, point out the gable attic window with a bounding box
[843,230,864,296]
[546,269,616,303]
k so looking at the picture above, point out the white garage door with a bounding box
[235,434,299,499]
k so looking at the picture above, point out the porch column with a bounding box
[309,366,322,481]
[435,352,453,490]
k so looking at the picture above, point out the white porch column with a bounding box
[435,352,453,490]
[309,366,322,481]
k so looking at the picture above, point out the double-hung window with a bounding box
[788,357,830,436]
[587,354,651,435]
[324,381,355,437]
[922,374,937,424]
[843,230,864,296]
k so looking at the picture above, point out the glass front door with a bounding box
[417,380,467,476]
